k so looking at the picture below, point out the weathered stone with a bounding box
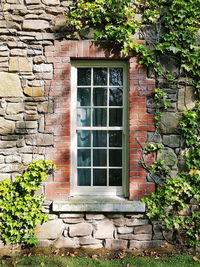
[9,57,32,72]
[0,155,4,164]
[33,63,53,72]
[53,236,79,248]
[35,33,55,40]
[22,154,33,165]
[24,87,44,97]
[163,135,180,148]
[42,0,60,6]
[5,155,21,163]
[178,87,196,111]
[134,225,152,234]
[0,51,9,56]
[63,218,84,224]
[105,239,128,250]
[0,57,8,62]
[59,213,84,218]
[160,113,182,134]
[117,227,133,234]
[38,101,53,113]
[126,219,149,227]
[0,72,23,97]
[82,244,103,249]
[16,120,38,129]
[53,14,66,30]
[119,234,152,241]
[26,134,53,146]
[69,223,92,237]
[10,49,27,56]
[35,219,65,239]
[113,218,126,227]
[0,173,11,181]
[28,80,44,87]
[79,236,102,245]
[0,164,19,172]
[0,117,15,134]
[157,148,177,167]
[33,56,45,64]
[49,214,58,220]
[153,233,164,240]
[94,220,114,239]
[38,240,53,247]
[23,20,49,30]
[25,0,41,4]
[86,214,105,220]
[24,114,39,120]
[6,103,24,115]
[38,116,44,132]
[129,240,165,249]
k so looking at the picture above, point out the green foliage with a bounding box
[0,160,55,246]
[144,142,162,154]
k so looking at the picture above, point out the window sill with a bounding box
[52,197,145,213]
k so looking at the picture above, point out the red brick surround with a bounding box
[44,40,155,200]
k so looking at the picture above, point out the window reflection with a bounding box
[93,68,107,85]
[109,87,123,106]
[77,130,91,147]
[77,88,91,106]
[77,108,91,126]
[78,68,91,86]
[109,68,123,86]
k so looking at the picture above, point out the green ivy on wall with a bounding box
[65,0,200,246]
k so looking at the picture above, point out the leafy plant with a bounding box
[0,160,55,246]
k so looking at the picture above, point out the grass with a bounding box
[0,255,200,267]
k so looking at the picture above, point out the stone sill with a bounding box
[52,197,145,213]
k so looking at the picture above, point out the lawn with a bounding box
[1,255,200,267]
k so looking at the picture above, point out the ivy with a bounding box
[0,160,55,246]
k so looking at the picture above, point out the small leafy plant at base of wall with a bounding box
[0,160,55,246]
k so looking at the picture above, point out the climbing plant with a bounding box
[65,0,200,246]
[0,160,55,246]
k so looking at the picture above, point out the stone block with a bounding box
[82,244,103,249]
[163,135,180,148]
[6,103,24,115]
[35,219,65,239]
[5,115,23,121]
[0,118,15,134]
[10,49,27,56]
[9,57,32,72]
[129,240,165,249]
[38,239,53,247]
[126,219,149,227]
[86,214,105,220]
[24,87,44,97]
[178,87,196,111]
[26,134,53,146]
[69,223,92,237]
[160,112,182,134]
[94,220,114,239]
[157,148,177,167]
[25,0,41,4]
[113,218,126,227]
[35,33,55,40]
[33,63,53,72]
[16,120,38,129]
[105,239,128,250]
[79,236,102,245]
[42,0,60,6]
[5,155,21,163]
[53,237,79,248]
[33,56,45,64]
[37,101,53,113]
[0,72,23,97]
[117,227,133,234]
[134,225,152,234]
[0,155,4,164]
[63,218,84,224]
[132,234,152,240]
[22,20,49,30]
[59,213,84,218]
[22,154,34,165]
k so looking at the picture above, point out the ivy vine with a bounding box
[65,0,200,246]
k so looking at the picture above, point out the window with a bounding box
[71,61,128,196]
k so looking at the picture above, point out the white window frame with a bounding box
[70,60,128,197]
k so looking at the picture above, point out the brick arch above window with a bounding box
[44,40,155,201]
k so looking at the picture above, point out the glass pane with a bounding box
[77,130,91,147]
[93,68,107,86]
[109,108,122,126]
[93,108,107,126]
[93,149,107,166]
[77,108,91,126]
[109,68,123,86]
[109,149,122,166]
[93,169,107,186]
[77,88,91,106]
[93,131,107,147]
[109,131,122,147]
[78,68,91,86]
[78,149,91,166]
[109,169,122,186]
[93,88,107,106]
[78,168,91,186]
[109,88,123,106]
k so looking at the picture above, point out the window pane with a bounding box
[109,88,123,106]
[109,68,123,86]
[93,149,107,166]
[109,108,122,126]
[93,169,107,186]
[78,149,91,166]
[109,131,122,147]
[77,108,91,126]
[93,108,107,126]
[109,169,122,186]
[77,130,91,147]
[77,88,91,106]
[78,68,91,86]
[78,169,91,186]
[109,149,122,166]
[93,130,107,147]
[93,68,107,86]
[93,88,107,106]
